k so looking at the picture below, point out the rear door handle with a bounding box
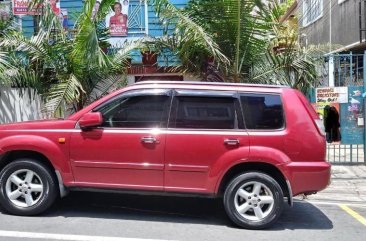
[224,139,240,146]
[141,136,159,144]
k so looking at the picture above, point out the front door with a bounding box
[70,89,171,191]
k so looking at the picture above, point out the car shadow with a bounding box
[272,201,334,230]
[0,191,333,230]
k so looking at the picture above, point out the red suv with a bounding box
[0,81,330,229]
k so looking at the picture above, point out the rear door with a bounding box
[239,92,286,158]
[164,90,249,193]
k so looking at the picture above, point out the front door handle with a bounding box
[141,136,159,144]
[224,139,240,146]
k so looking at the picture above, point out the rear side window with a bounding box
[170,96,238,129]
[240,93,284,130]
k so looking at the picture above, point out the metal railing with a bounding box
[327,144,365,164]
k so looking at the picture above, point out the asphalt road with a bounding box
[0,191,365,241]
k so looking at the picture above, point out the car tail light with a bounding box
[294,90,326,137]
[315,119,326,136]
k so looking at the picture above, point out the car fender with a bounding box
[208,146,250,190]
[249,145,292,167]
[212,146,292,193]
[0,135,72,183]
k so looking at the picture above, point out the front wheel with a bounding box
[0,159,58,215]
[223,172,284,229]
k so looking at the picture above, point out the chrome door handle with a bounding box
[141,136,158,144]
[224,139,240,146]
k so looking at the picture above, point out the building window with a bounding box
[302,0,323,26]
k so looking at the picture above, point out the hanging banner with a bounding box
[12,0,64,16]
[92,0,100,19]
[106,0,130,37]
[311,102,339,121]
[61,8,68,30]
[0,1,11,21]
[340,86,364,144]
[316,87,348,103]
[12,0,42,15]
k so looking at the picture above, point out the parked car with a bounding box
[0,81,330,229]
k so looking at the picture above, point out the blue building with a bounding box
[10,0,196,83]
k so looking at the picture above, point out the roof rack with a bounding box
[132,81,290,88]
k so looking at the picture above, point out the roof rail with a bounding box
[132,81,290,88]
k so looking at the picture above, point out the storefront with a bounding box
[311,53,366,164]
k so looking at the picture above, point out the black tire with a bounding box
[223,172,284,229]
[0,158,58,215]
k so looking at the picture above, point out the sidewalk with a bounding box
[306,165,366,203]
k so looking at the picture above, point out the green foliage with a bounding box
[1,0,325,116]
[186,0,274,81]
[151,0,324,91]
[150,0,278,82]
[149,0,229,75]
[277,0,295,17]
[249,2,330,93]
[0,0,138,116]
[0,5,16,79]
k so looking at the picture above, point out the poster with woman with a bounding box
[106,0,129,37]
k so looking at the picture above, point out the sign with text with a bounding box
[316,87,348,103]
[12,0,42,15]
[105,0,130,37]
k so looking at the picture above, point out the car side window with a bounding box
[97,94,171,128]
[170,96,238,129]
[240,93,284,130]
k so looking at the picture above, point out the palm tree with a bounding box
[1,0,324,117]
[0,0,135,116]
[150,0,324,91]
[0,8,16,85]
[150,0,272,82]
[249,4,329,93]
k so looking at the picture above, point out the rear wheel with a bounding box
[223,172,284,229]
[0,159,58,215]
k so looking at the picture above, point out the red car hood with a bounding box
[0,119,77,130]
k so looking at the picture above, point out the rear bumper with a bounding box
[283,161,331,196]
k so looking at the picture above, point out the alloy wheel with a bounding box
[5,169,44,208]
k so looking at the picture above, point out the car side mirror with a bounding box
[79,112,103,130]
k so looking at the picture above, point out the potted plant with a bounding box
[140,44,159,66]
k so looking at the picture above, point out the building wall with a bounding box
[0,87,44,124]
[20,0,188,67]
[1,0,195,124]
[21,0,188,38]
[21,0,84,37]
[300,0,361,47]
